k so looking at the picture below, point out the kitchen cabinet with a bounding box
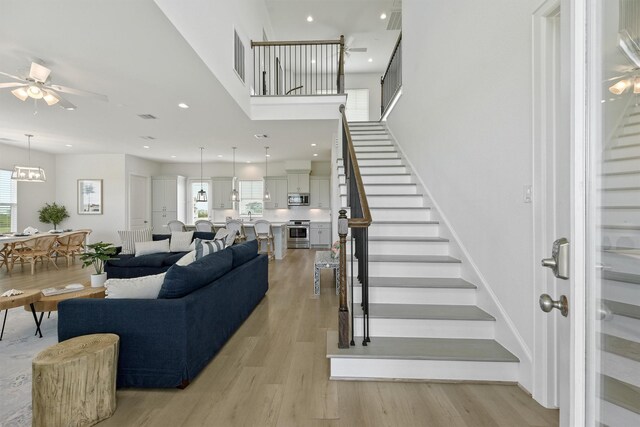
[310,177,330,208]
[264,177,288,209]
[152,176,186,231]
[310,222,331,248]
[212,178,234,210]
[287,173,310,193]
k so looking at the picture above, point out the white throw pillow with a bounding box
[214,228,229,240]
[118,228,152,255]
[105,273,166,299]
[135,239,170,257]
[194,238,226,260]
[170,231,194,252]
[175,250,196,266]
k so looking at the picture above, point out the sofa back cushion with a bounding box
[158,248,233,299]
[169,231,194,252]
[230,239,259,269]
[135,239,169,257]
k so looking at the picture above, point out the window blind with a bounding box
[0,169,17,233]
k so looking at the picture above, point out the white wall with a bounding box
[55,154,126,244]
[346,72,382,122]
[124,155,161,229]
[154,0,274,117]
[386,0,539,382]
[0,143,57,232]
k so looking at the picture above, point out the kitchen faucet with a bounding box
[248,211,252,221]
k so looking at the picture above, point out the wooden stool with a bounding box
[254,220,275,260]
[32,333,119,427]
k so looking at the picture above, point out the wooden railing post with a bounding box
[338,35,345,94]
[338,208,350,348]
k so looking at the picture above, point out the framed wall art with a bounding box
[78,179,103,215]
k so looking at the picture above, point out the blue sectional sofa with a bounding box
[58,240,268,389]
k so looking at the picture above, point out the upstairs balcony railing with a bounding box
[381,33,402,118]
[338,104,372,349]
[251,36,345,96]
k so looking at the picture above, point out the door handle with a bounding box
[541,237,570,279]
[539,294,568,317]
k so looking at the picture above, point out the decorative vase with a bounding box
[91,273,107,288]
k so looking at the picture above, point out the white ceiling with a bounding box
[0,0,399,164]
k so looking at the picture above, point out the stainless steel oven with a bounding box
[287,220,310,249]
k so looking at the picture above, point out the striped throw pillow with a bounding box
[118,228,153,255]
[194,238,226,260]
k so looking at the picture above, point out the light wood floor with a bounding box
[0,250,559,427]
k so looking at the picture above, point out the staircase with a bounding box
[598,101,640,425]
[327,121,519,382]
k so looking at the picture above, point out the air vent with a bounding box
[254,134,269,139]
[140,136,156,140]
[386,9,401,31]
[137,114,157,120]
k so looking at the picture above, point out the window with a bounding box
[190,181,210,224]
[234,29,245,82]
[239,180,263,217]
[345,88,370,121]
[0,169,17,233]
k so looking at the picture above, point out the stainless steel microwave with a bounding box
[287,193,309,207]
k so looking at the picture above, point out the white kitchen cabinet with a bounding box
[151,176,186,232]
[310,222,331,248]
[310,177,330,209]
[287,173,310,193]
[212,178,234,210]
[264,177,288,209]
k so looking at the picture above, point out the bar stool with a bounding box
[194,219,214,232]
[253,220,274,260]
[225,219,247,245]
[167,220,186,232]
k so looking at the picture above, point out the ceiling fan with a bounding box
[0,62,108,110]
[340,36,368,58]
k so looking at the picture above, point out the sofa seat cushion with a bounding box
[158,249,233,299]
[230,240,259,269]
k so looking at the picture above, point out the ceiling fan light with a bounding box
[42,91,59,106]
[11,87,29,101]
[609,79,629,95]
[28,85,43,99]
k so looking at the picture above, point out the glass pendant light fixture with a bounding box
[230,147,239,202]
[264,146,271,201]
[11,134,46,182]
[196,147,207,202]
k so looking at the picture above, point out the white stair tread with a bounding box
[339,173,412,177]
[368,236,448,242]
[326,332,517,362]
[605,300,640,320]
[364,277,476,289]
[373,220,438,224]
[604,271,640,284]
[602,334,640,363]
[602,375,640,415]
[354,303,495,321]
[370,206,430,210]
[368,255,461,263]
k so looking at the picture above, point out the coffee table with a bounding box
[24,286,106,334]
[0,289,43,340]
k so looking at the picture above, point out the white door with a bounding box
[129,174,149,229]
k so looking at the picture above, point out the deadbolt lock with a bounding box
[541,237,570,280]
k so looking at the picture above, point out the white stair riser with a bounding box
[369,222,439,236]
[600,400,640,427]
[603,280,640,307]
[350,261,461,277]
[329,359,518,382]
[340,184,417,195]
[601,209,640,224]
[348,240,449,256]
[352,135,392,141]
[342,195,423,207]
[354,145,396,152]
[349,127,386,132]
[338,174,413,184]
[607,144,640,159]
[355,151,400,159]
[602,229,640,249]
[613,133,640,146]
[603,158,640,174]
[603,173,640,188]
[370,208,431,221]
[620,120,640,133]
[601,353,640,389]
[352,139,394,146]
[602,189,640,205]
[352,317,494,339]
[353,286,476,305]
[338,165,407,174]
[357,158,403,166]
[602,252,640,275]
[601,316,640,343]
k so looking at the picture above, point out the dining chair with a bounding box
[253,220,275,260]
[54,231,90,267]
[194,219,214,232]
[167,220,186,232]
[12,235,60,275]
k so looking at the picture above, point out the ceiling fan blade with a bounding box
[48,84,108,102]
[0,82,27,89]
[348,47,367,53]
[45,89,76,109]
[0,71,28,82]
[29,62,51,83]
[345,35,355,47]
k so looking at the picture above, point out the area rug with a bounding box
[0,309,58,427]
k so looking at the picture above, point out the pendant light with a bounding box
[11,134,46,182]
[230,147,239,202]
[195,147,207,202]
[264,146,271,201]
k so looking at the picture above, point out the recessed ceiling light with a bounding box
[143,145,150,149]
[217,154,223,158]
[178,103,189,109]
[246,161,251,163]
[380,13,387,20]
[313,153,318,157]
[307,15,314,22]
[65,144,72,147]
[368,58,373,63]
[311,143,317,146]
[171,155,177,158]
[266,154,271,157]
[65,107,75,111]
[311,59,316,64]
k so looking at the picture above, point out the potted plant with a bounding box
[80,242,117,287]
[38,202,69,232]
